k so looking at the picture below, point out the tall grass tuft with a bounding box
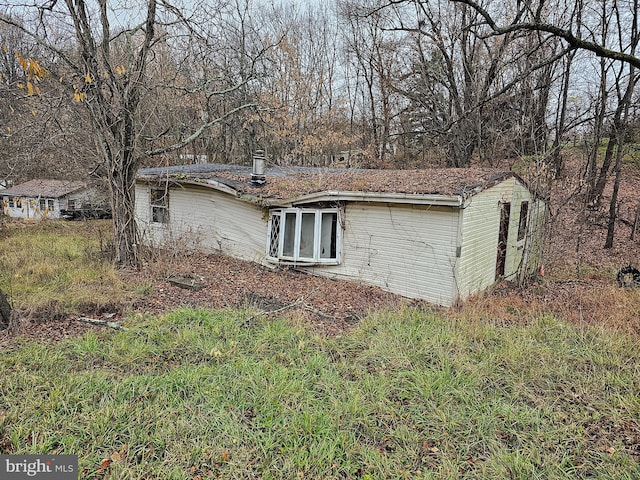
[0,220,127,315]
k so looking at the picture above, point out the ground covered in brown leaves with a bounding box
[126,252,431,336]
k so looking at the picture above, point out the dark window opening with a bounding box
[150,188,169,224]
[517,201,529,241]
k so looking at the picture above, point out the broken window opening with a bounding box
[150,187,169,224]
[517,201,529,241]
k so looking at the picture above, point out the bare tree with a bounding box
[1,0,259,267]
[369,0,562,167]
[448,0,640,68]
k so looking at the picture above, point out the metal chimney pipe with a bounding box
[251,150,266,186]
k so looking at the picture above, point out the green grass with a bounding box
[0,220,127,313]
[1,308,638,479]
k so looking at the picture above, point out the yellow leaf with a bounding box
[85,73,92,83]
[27,82,34,95]
[35,85,41,95]
[221,448,230,462]
[31,110,36,116]
[17,82,23,89]
[1,44,7,53]
[6,127,10,133]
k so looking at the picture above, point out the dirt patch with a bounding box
[126,253,426,336]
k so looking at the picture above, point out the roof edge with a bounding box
[276,190,464,207]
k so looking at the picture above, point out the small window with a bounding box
[6,197,14,208]
[47,199,54,210]
[267,208,341,264]
[67,199,76,210]
[150,188,169,224]
[39,198,46,211]
[517,201,529,241]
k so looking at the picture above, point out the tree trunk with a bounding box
[604,143,622,249]
[590,73,637,206]
[0,288,12,330]
[110,154,140,268]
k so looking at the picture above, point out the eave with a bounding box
[275,190,464,207]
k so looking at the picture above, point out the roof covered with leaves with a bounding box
[1,179,88,199]
[137,163,521,205]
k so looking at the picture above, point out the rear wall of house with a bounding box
[135,183,267,262]
[308,202,460,306]
[456,178,546,300]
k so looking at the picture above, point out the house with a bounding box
[1,179,109,220]
[135,162,546,306]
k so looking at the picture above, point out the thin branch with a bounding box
[450,0,640,69]
[145,102,257,157]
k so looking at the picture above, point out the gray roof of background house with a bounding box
[1,179,87,198]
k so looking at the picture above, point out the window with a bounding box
[150,188,169,224]
[517,201,529,241]
[38,198,54,211]
[267,208,341,264]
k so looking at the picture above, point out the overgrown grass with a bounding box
[1,308,638,479]
[0,220,127,314]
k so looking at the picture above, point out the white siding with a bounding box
[2,196,62,219]
[135,183,267,262]
[456,178,544,300]
[65,187,107,209]
[309,202,460,306]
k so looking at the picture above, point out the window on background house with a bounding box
[47,199,54,210]
[267,208,341,264]
[39,198,46,211]
[150,188,169,224]
[517,201,529,241]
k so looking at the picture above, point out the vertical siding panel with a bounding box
[311,203,459,306]
[457,178,543,299]
[135,183,266,262]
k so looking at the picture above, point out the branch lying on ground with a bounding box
[242,287,322,325]
[76,317,127,331]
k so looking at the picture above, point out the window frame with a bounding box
[517,201,529,242]
[266,207,342,265]
[149,187,169,225]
